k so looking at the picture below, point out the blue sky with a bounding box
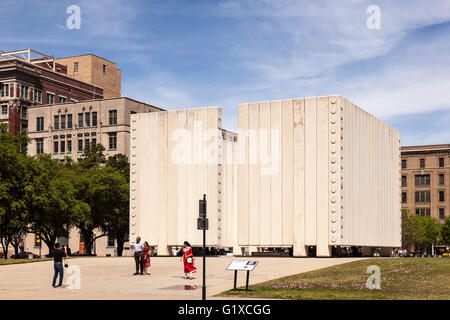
[1,0,450,146]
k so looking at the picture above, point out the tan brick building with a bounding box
[401,144,450,221]
[56,54,121,98]
[27,97,163,162]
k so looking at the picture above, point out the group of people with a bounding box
[131,237,152,275]
[132,237,197,279]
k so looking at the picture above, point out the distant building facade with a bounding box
[401,144,449,221]
[27,97,163,162]
[0,49,103,135]
[56,54,121,98]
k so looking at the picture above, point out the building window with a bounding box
[67,140,72,153]
[36,138,44,154]
[74,62,79,72]
[46,93,55,105]
[21,106,27,119]
[1,83,9,97]
[439,157,444,168]
[21,85,29,99]
[109,110,117,125]
[415,208,430,217]
[402,192,407,204]
[439,191,445,202]
[92,112,97,127]
[60,141,65,154]
[401,175,407,187]
[54,115,59,130]
[103,64,106,75]
[107,234,115,247]
[34,89,42,103]
[401,159,406,169]
[415,174,430,186]
[60,115,66,129]
[53,141,58,154]
[1,105,7,117]
[439,208,445,220]
[85,112,90,127]
[439,174,444,185]
[67,114,72,129]
[78,139,83,152]
[59,97,67,103]
[108,132,117,150]
[85,139,90,150]
[78,113,83,128]
[420,158,425,168]
[36,117,44,131]
[91,138,96,146]
[415,191,430,203]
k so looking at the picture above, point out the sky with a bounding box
[1,0,450,146]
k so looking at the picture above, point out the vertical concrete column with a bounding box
[157,112,169,256]
[293,99,307,257]
[316,97,331,257]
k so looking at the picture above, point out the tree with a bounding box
[72,165,128,255]
[0,123,31,259]
[25,155,87,254]
[106,154,130,256]
[442,217,450,246]
[79,143,106,169]
[402,209,441,255]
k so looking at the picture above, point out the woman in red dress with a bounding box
[142,241,151,275]
[181,241,196,279]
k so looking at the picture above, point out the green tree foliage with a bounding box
[442,217,450,246]
[0,124,31,258]
[25,154,88,253]
[105,154,129,256]
[402,209,442,255]
[1,132,130,258]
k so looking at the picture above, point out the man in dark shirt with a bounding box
[52,243,67,288]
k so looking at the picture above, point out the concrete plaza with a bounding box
[0,256,363,299]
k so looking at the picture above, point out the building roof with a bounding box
[401,144,450,155]
[27,96,165,111]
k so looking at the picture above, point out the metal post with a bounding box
[245,270,250,291]
[202,228,206,300]
[234,270,238,291]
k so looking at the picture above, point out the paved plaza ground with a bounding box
[0,256,363,299]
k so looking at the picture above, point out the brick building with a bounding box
[56,54,121,98]
[401,144,450,221]
[0,49,105,136]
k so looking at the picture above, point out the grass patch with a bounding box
[220,258,450,300]
[0,258,52,266]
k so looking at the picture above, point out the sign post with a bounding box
[226,260,259,291]
[197,194,208,300]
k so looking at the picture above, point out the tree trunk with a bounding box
[13,244,19,257]
[116,234,125,257]
[82,230,93,256]
[1,243,9,259]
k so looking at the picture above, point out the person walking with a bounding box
[132,236,144,275]
[52,243,67,288]
[142,241,152,275]
[181,241,196,280]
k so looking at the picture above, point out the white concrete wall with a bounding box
[130,108,237,254]
[237,96,401,256]
[132,96,401,257]
[340,97,401,248]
